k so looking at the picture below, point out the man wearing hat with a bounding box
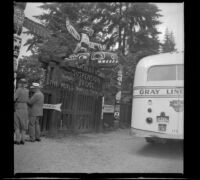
[28,83,44,142]
[14,78,29,145]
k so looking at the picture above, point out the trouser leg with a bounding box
[29,116,36,141]
[15,129,21,142]
[21,130,26,142]
[35,116,41,139]
[26,118,29,134]
[14,112,21,142]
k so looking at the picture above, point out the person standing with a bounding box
[14,78,29,145]
[28,83,44,142]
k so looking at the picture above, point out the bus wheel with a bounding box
[146,137,167,144]
[145,137,155,143]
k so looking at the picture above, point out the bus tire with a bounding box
[145,137,155,143]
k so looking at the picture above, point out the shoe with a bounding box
[20,141,25,145]
[14,141,20,145]
[28,139,35,142]
[35,139,41,142]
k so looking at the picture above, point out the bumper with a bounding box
[130,128,183,140]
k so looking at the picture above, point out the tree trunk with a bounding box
[118,3,122,52]
[122,28,126,55]
[122,3,128,55]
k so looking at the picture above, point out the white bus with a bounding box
[131,52,184,143]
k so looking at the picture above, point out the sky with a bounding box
[19,2,184,58]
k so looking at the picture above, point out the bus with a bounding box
[131,52,184,143]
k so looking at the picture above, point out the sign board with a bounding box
[133,87,184,98]
[43,103,62,112]
[91,52,118,67]
[103,105,114,113]
[47,65,102,96]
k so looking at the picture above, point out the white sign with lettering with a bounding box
[133,87,184,98]
[103,105,114,113]
[43,103,62,112]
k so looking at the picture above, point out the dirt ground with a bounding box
[14,128,183,173]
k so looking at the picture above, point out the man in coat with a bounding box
[14,78,29,145]
[28,83,44,142]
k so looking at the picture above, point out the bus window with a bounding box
[177,65,184,80]
[148,65,176,81]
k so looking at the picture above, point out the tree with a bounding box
[161,28,176,53]
[17,54,45,87]
[23,3,95,60]
[82,3,163,93]
[24,3,162,57]
[84,3,162,55]
[23,3,163,94]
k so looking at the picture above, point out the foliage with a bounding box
[84,3,162,55]
[23,2,163,95]
[23,3,91,59]
[161,28,177,53]
[17,54,45,87]
[120,50,154,92]
[24,2,162,57]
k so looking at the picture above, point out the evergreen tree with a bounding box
[82,3,163,93]
[162,28,176,53]
[24,3,162,58]
[17,54,45,86]
[86,3,162,55]
[23,3,163,94]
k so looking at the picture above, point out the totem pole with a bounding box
[14,2,27,90]
[64,17,122,127]
[64,18,118,67]
[114,65,123,127]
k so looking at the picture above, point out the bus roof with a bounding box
[137,52,184,68]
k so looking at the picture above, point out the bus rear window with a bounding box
[148,65,176,81]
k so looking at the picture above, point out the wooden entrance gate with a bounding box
[40,64,103,134]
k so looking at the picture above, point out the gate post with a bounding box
[95,95,103,132]
[71,84,78,133]
[48,89,60,135]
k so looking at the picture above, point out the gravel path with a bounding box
[14,129,183,173]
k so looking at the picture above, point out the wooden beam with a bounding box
[23,17,51,39]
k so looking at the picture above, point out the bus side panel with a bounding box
[178,95,184,138]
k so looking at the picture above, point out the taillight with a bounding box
[148,100,152,106]
[146,117,153,124]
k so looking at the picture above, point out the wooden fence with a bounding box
[119,103,132,128]
[39,64,103,134]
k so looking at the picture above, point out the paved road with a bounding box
[14,129,183,173]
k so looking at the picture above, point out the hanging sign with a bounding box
[43,103,62,112]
